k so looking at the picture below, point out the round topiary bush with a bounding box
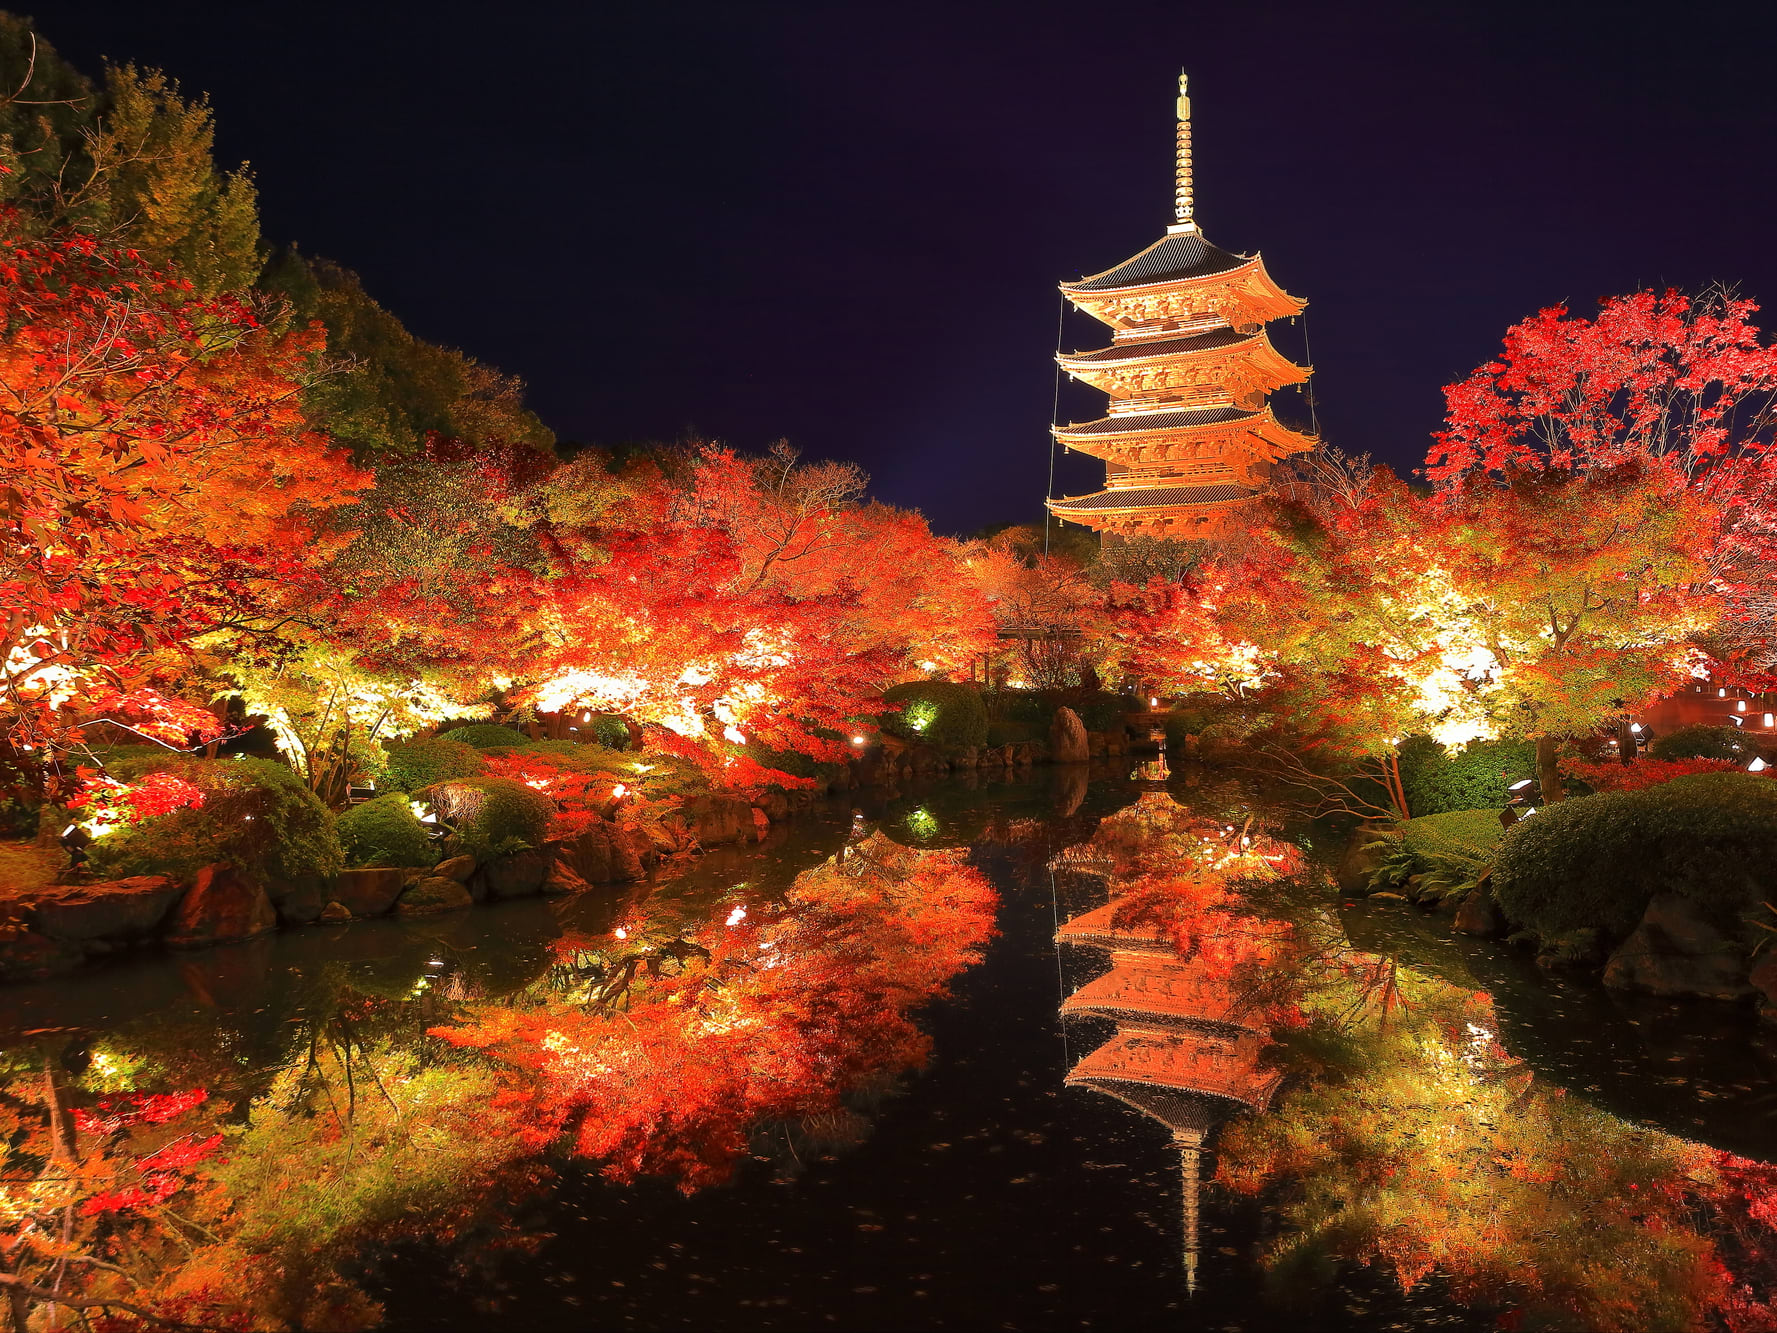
[336,792,435,869]
[1397,734,1537,816]
[416,777,556,860]
[381,736,485,793]
[86,757,343,886]
[1647,724,1752,763]
[444,723,529,750]
[516,740,634,776]
[1492,772,1777,942]
[880,682,987,750]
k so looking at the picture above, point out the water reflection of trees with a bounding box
[0,832,997,1328]
[1057,790,1777,1332]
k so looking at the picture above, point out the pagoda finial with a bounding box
[1170,71,1197,235]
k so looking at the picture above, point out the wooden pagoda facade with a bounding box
[1047,74,1313,539]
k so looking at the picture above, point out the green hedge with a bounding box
[337,792,435,869]
[1401,808,1507,865]
[417,776,556,860]
[1398,734,1537,817]
[1493,772,1777,942]
[1647,724,1752,762]
[986,720,1038,748]
[87,757,342,886]
[381,737,485,793]
[880,682,987,750]
[443,723,529,750]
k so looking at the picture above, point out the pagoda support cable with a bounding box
[1044,290,1065,555]
[1299,309,1321,439]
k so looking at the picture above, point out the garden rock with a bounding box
[332,867,405,918]
[396,876,474,915]
[1603,892,1755,1000]
[164,864,278,949]
[542,858,591,896]
[434,854,477,883]
[0,930,83,981]
[318,901,353,924]
[753,789,791,822]
[1752,954,1777,1023]
[266,874,327,926]
[27,876,181,942]
[1453,886,1506,938]
[1334,825,1394,895]
[685,794,752,846]
[484,848,548,899]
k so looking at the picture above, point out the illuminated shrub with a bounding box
[880,682,987,750]
[517,740,634,776]
[442,723,529,750]
[381,737,485,793]
[1401,808,1505,865]
[417,777,555,860]
[1397,734,1537,816]
[1066,690,1140,733]
[336,792,435,869]
[1647,724,1751,763]
[1493,772,1777,941]
[86,757,342,886]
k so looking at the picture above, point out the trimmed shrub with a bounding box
[443,723,528,750]
[1493,772,1777,942]
[87,757,342,886]
[382,737,485,793]
[337,792,435,869]
[1647,724,1752,763]
[583,715,632,749]
[1397,734,1536,817]
[516,740,634,776]
[880,682,988,750]
[986,720,1038,748]
[416,777,555,860]
[983,689,1050,728]
[1066,690,1139,733]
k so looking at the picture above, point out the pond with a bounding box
[4,769,1775,1330]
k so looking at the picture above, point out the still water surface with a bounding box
[5,771,1775,1330]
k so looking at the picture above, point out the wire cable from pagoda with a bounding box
[1044,292,1065,555]
[1299,308,1322,441]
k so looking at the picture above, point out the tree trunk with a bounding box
[1536,735,1564,803]
[1618,716,1637,766]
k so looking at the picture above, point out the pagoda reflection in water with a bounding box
[1052,819,1279,1293]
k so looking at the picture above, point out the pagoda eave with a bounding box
[1053,405,1317,465]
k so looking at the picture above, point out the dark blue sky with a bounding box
[40,0,1777,532]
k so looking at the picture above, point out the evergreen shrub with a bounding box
[1397,734,1537,816]
[518,740,634,776]
[336,792,435,869]
[444,723,528,750]
[1492,772,1777,942]
[87,757,342,886]
[417,777,556,861]
[985,721,1038,747]
[880,682,987,750]
[1400,808,1506,866]
[1647,724,1752,763]
[382,737,485,793]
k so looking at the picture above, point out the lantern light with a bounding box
[1751,757,1769,773]
[1629,723,1642,734]
[851,736,866,745]
[1739,700,1748,713]
[1721,688,1729,698]
[1508,778,1534,791]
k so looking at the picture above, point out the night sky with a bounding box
[37,0,1777,533]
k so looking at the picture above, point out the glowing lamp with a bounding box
[1508,778,1534,791]
[1766,714,1774,728]
[614,927,628,940]
[1629,723,1642,734]
[1751,757,1769,773]
[1732,715,1745,727]
[1739,701,1748,713]
[1522,807,1538,817]
[611,783,628,799]
[1721,687,1729,697]
[851,736,866,745]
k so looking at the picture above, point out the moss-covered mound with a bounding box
[417,777,556,860]
[337,792,435,869]
[87,757,342,886]
[381,736,485,793]
[444,723,529,750]
[1647,724,1753,763]
[1492,772,1777,941]
[880,682,987,750]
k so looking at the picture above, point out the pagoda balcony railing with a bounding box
[1108,392,1236,416]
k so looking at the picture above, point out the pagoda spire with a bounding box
[1171,71,1195,234]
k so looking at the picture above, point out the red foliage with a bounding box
[1562,756,1744,792]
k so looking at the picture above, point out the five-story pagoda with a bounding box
[1047,73,1313,538]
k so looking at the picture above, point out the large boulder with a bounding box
[164,865,278,950]
[434,854,477,883]
[684,794,753,846]
[27,876,182,943]
[0,929,83,981]
[483,848,548,900]
[266,874,328,926]
[541,858,591,896]
[396,876,474,915]
[332,867,405,918]
[1603,892,1755,1000]
[1334,824,1396,895]
[1453,886,1507,938]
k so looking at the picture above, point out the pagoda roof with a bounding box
[1048,482,1255,515]
[1057,405,1257,437]
[1056,899,1174,953]
[1063,230,1249,294]
[1067,1026,1278,1112]
[1062,954,1264,1033]
[1062,328,1252,366]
